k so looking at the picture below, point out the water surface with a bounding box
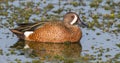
[0,0,120,63]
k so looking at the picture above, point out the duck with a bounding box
[10,12,87,43]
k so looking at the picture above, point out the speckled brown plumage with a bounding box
[27,21,82,43]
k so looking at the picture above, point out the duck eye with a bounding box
[71,15,74,19]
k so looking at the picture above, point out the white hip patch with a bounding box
[24,31,33,37]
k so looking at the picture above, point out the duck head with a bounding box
[64,12,88,27]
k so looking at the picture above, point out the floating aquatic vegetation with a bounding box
[91,14,99,19]
[116,44,120,48]
[116,24,120,28]
[44,4,54,11]
[32,60,42,63]
[14,59,22,63]
[96,33,101,35]
[103,4,112,10]
[0,48,3,55]
[53,8,63,14]
[103,13,115,19]
[89,0,100,8]
[70,1,79,7]
[106,0,111,4]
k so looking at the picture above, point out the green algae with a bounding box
[96,33,101,35]
[89,0,101,8]
[70,1,79,7]
[0,48,3,55]
[32,60,42,63]
[53,8,63,14]
[116,44,120,48]
[45,4,54,11]
[116,24,120,28]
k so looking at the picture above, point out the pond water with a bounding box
[0,0,120,63]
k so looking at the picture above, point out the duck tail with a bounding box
[10,29,25,40]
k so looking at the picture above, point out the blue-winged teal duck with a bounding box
[10,12,87,43]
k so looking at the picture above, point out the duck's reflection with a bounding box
[10,40,82,60]
[25,41,82,60]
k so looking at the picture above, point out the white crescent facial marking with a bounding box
[70,14,78,25]
[24,31,33,37]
